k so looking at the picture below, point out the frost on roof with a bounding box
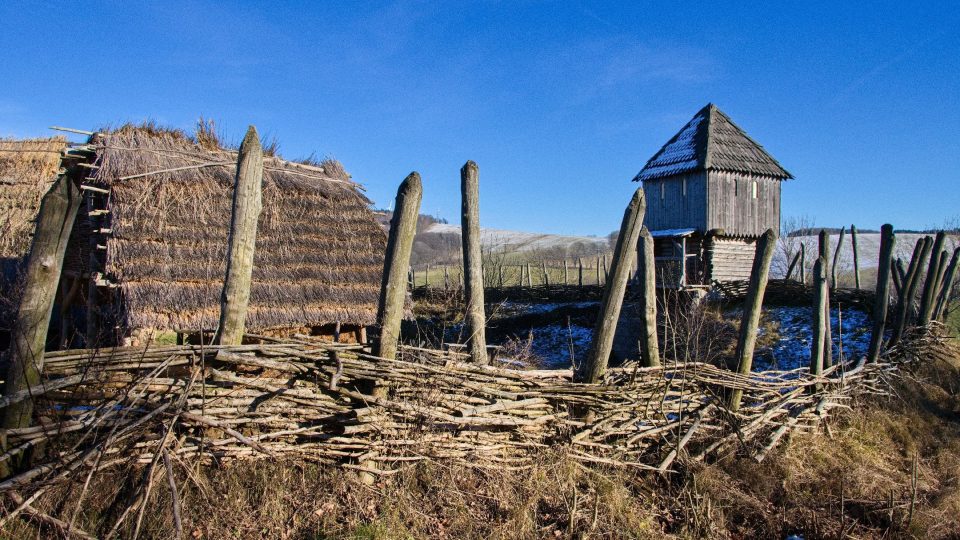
[634,113,703,182]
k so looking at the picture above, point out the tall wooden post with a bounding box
[373,173,422,360]
[2,175,83,431]
[215,126,264,346]
[638,227,659,367]
[564,259,569,285]
[799,242,806,285]
[810,257,829,383]
[525,262,532,287]
[818,230,833,366]
[785,250,801,281]
[541,260,549,288]
[867,224,895,363]
[602,255,609,284]
[595,256,601,286]
[498,265,504,288]
[460,161,488,365]
[424,265,430,288]
[891,237,931,346]
[727,229,777,412]
[578,258,584,288]
[892,259,904,295]
[831,227,845,289]
[444,266,450,290]
[851,224,862,289]
[918,231,946,326]
[934,247,960,321]
[575,189,645,383]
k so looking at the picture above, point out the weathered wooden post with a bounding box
[851,224,861,289]
[444,266,450,290]
[727,229,777,412]
[602,255,609,284]
[810,257,829,384]
[918,231,946,327]
[892,259,904,295]
[785,250,801,281]
[215,126,264,346]
[578,258,584,288]
[498,265,504,288]
[638,227,659,367]
[867,224,895,363]
[800,242,806,285]
[373,172,422,360]
[424,265,430,288]
[831,226,845,289]
[595,256,601,286]
[818,230,833,366]
[541,260,549,288]
[891,237,931,346]
[460,161,488,365]
[575,189,645,383]
[934,247,960,321]
[2,175,82,431]
[564,259,569,285]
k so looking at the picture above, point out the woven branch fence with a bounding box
[0,328,950,508]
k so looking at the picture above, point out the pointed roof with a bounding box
[633,104,792,182]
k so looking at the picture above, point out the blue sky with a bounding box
[1,1,958,235]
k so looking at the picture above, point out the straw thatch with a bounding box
[0,137,68,328]
[79,125,386,334]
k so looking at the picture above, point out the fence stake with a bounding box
[595,256,601,287]
[2,175,82,433]
[800,242,806,284]
[810,256,829,386]
[576,188,645,383]
[374,172,422,360]
[541,260,549,288]
[215,126,264,346]
[891,237,931,346]
[728,229,777,412]
[851,224,861,289]
[526,262,532,287]
[934,247,960,321]
[460,161,488,365]
[578,258,583,288]
[918,231,946,326]
[819,230,833,367]
[867,224,895,363]
[564,259,569,285]
[831,226,845,289]
[444,266,449,290]
[638,227,659,367]
[785,250,801,281]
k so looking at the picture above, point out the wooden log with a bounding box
[728,229,777,412]
[460,161,489,365]
[831,227,845,289]
[891,259,903,296]
[374,173,422,360]
[578,258,584,288]
[810,257,829,384]
[851,224,861,289]
[928,250,949,320]
[2,175,83,431]
[424,265,430,288]
[934,247,960,321]
[564,259,569,285]
[785,250,801,281]
[526,263,532,288]
[867,224,895,363]
[576,189,645,383]
[918,231,946,327]
[818,230,833,366]
[444,266,450,290]
[890,237,931,346]
[638,227,659,368]
[800,242,806,284]
[498,265,504,288]
[215,126,264,346]
[541,260,549,288]
[603,255,609,284]
[595,256,601,286]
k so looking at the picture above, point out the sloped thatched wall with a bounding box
[82,126,385,334]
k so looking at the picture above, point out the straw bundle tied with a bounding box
[0,327,947,502]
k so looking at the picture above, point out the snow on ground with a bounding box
[526,324,593,369]
[426,223,607,252]
[775,233,946,272]
[752,306,872,372]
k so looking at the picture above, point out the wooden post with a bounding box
[918,231,946,327]
[818,230,833,366]
[602,255,609,284]
[727,229,777,412]
[2,175,83,431]
[578,258,584,289]
[934,247,960,321]
[851,224,861,289]
[892,259,904,295]
[891,237,931,346]
[525,262,532,287]
[867,224,895,363]
[460,161,488,365]
[541,261,549,288]
[927,250,949,320]
[595,256,601,287]
[498,265,504,288]
[373,172,422,360]
[424,265,430,288]
[564,259,569,285]
[215,126,264,346]
[831,226,845,289]
[800,242,806,285]
[785,250,801,281]
[638,227,659,367]
[444,266,450,290]
[809,256,829,383]
[576,189,646,383]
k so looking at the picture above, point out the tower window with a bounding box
[682,177,687,197]
[752,180,758,199]
[660,181,665,201]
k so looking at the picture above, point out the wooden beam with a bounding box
[576,188,646,383]
[374,173,422,360]
[460,161,489,365]
[638,227,659,367]
[215,126,264,345]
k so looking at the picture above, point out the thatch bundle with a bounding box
[79,126,386,334]
[0,137,68,328]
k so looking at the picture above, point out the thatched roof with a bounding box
[84,126,386,332]
[633,104,792,182]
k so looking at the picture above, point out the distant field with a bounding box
[424,223,607,253]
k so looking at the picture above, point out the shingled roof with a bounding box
[633,104,792,182]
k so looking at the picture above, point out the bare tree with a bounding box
[774,215,817,282]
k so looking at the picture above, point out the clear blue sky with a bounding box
[1,1,958,236]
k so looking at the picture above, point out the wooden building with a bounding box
[633,104,792,288]
[3,125,388,348]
